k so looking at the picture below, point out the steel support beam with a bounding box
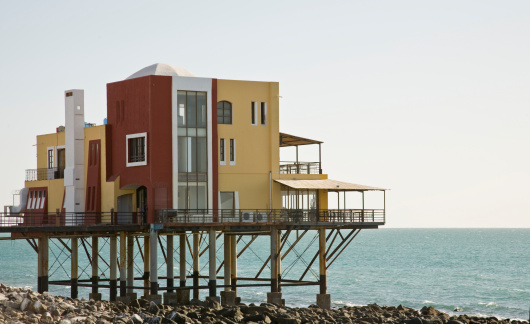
[109,235,117,301]
[167,234,174,293]
[208,228,217,297]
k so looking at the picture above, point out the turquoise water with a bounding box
[0,229,529,321]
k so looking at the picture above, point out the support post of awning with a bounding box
[319,143,322,174]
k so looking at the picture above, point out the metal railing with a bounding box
[156,208,385,224]
[279,161,320,174]
[0,211,145,228]
[0,209,384,229]
[25,168,64,181]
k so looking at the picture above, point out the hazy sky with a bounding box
[1,1,528,228]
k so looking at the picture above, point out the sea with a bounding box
[0,229,528,321]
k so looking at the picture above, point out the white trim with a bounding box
[234,191,240,210]
[220,138,226,165]
[126,132,148,167]
[229,138,236,166]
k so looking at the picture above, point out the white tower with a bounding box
[64,89,85,224]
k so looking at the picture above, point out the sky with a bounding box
[0,1,528,228]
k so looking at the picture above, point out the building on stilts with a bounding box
[1,63,387,308]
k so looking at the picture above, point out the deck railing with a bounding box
[156,209,385,224]
[0,209,384,229]
[25,168,64,181]
[279,161,320,174]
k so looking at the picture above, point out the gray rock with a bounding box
[30,300,47,314]
[131,314,144,324]
[148,301,160,315]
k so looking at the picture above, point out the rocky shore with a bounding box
[0,284,528,324]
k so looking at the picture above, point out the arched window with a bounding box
[217,101,232,124]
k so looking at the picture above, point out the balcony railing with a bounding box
[25,168,64,181]
[156,209,384,224]
[0,209,384,229]
[280,161,320,174]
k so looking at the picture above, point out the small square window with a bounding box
[126,133,147,167]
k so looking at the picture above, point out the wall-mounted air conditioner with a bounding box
[241,211,254,223]
[256,212,268,223]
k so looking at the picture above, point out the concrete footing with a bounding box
[164,292,178,305]
[177,290,190,304]
[316,294,331,309]
[89,293,102,301]
[205,296,220,303]
[220,291,237,306]
[144,294,162,304]
[115,296,131,305]
[267,292,282,306]
[127,293,138,300]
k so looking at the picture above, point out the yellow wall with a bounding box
[217,79,281,209]
[36,131,65,170]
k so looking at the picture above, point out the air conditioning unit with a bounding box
[256,212,268,223]
[241,211,254,223]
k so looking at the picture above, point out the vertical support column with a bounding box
[230,234,237,294]
[90,236,101,301]
[109,235,117,301]
[144,235,150,297]
[150,227,159,296]
[167,235,174,293]
[223,233,231,292]
[277,230,281,293]
[207,228,218,300]
[192,231,200,300]
[71,237,78,299]
[267,228,282,305]
[317,228,330,309]
[179,233,186,287]
[37,235,49,294]
[119,232,126,297]
[127,235,134,295]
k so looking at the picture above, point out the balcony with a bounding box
[280,161,320,174]
[25,168,64,181]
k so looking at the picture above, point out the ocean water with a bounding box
[0,229,529,321]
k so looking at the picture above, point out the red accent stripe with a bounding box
[212,79,218,214]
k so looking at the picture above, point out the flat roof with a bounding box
[275,179,387,191]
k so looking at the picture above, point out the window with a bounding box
[220,138,226,165]
[217,101,232,124]
[229,139,236,165]
[251,102,257,125]
[260,102,267,125]
[47,148,54,169]
[220,192,235,218]
[126,133,147,167]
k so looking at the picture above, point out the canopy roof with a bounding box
[279,133,322,147]
[275,179,386,191]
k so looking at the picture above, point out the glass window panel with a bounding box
[197,137,207,173]
[177,128,186,136]
[177,91,186,127]
[197,92,207,128]
[197,128,206,137]
[189,137,198,172]
[220,192,234,210]
[188,184,198,209]
[197,183,207,209]
[186,91,197,127]
[178,183,187,209]
[178,137,187,172]
[187,128,197,137]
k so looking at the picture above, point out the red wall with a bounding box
[106,75,173,223]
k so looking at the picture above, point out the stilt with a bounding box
[127,235,135,297]
[177,232,190,304]
[109,235,117,301]
[223,233,231,292]
[143,235,150,297]
[119,232,126,297]
[167,234,174,293]
[192,231,200,300]
[230,234,237,294]
[207,228,219,302]
[149,226,159,296]
[37,235,49,294]
[317,228,331,309]
[267,228,282,305]
[90,236,101,301]
[71,237,78,299]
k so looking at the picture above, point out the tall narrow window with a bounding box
[251,102,257,125]
[217,101,232,124]
[260,102,267,125]
[47,148,54,169]
[220,138,226,165]
[229,139,235,165]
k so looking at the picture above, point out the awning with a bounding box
[274,179,387,191]
[280,133,323,147]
